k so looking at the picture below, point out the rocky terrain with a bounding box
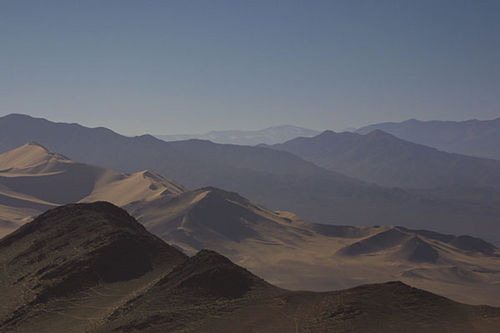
[1,202,499,333]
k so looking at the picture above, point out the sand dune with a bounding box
[0,143,185,235]
[126,186,500,306]
[3,114,500,244]
[1,143,499,307]
[0,141,72,173]
[2,202,499,333]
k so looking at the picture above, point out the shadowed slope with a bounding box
[0,142,185,237]
[268,129,500,188]
[400,236,440,263]
[337,226,496,264]
[95,249,500,333]
[99,279,500,333]
[127,187,317,256]
[159,249,273,298]
[357,117,500,160]
[0,202,186,332]
[127,187,500,306]
[0,142,104,204]
[337,228,410,256]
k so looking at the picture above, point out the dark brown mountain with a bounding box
[2,114,500,245]
[1,202,499,333]
[98,280,500,333]
[268,129,500,188]
[0,202,186,332]
[356,117,500,160]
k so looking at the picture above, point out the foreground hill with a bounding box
[2,114,500,243]
[128,187,500,306]
[1,203,499,333]
[267,130,500,188]
[0,202,186,332]
[156,125,320,145]
[357,117,500,160]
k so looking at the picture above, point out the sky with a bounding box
[1,0,499,135]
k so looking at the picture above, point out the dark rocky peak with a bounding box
[0,202,186,305]
[158,249,273,298]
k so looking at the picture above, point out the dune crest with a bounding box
[0,143,185,236]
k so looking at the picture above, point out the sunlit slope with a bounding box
[0,143,185,236]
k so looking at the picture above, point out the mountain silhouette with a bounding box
[2,114,500,243]
[156,125,320,145]
[268,129,500,188]
[357,118,500,161]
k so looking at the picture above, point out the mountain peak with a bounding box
[318,129,338,136]
[0,202,185,310]
[365,129,395,138]
[1,202,163,248]
[158,248,272,298]
[25,141,50,151]
[1,113,38,120]
[356,117,500,160]
[0,142,70,171]
[198,186,248,201]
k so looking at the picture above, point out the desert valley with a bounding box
[2,1,499,331]
[0,114,500,332]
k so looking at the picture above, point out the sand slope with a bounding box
[0,143,185,237]
[127,187,500,306]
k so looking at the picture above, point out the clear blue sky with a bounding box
[1,0,499,135]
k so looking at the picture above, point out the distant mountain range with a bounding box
[1,114,500,244]
[1,202,499,332]
[267,129,500,189]
[357,118,500,160]
[155,125,320,145]
[155,118,500,160]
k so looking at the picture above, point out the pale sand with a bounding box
[0,143,185,236]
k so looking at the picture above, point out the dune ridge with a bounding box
[0,142,185,237]
[1,143,499,307]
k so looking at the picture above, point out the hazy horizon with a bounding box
[2,112,500,138]
[2,1,499,136]
[2,2,500,331]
